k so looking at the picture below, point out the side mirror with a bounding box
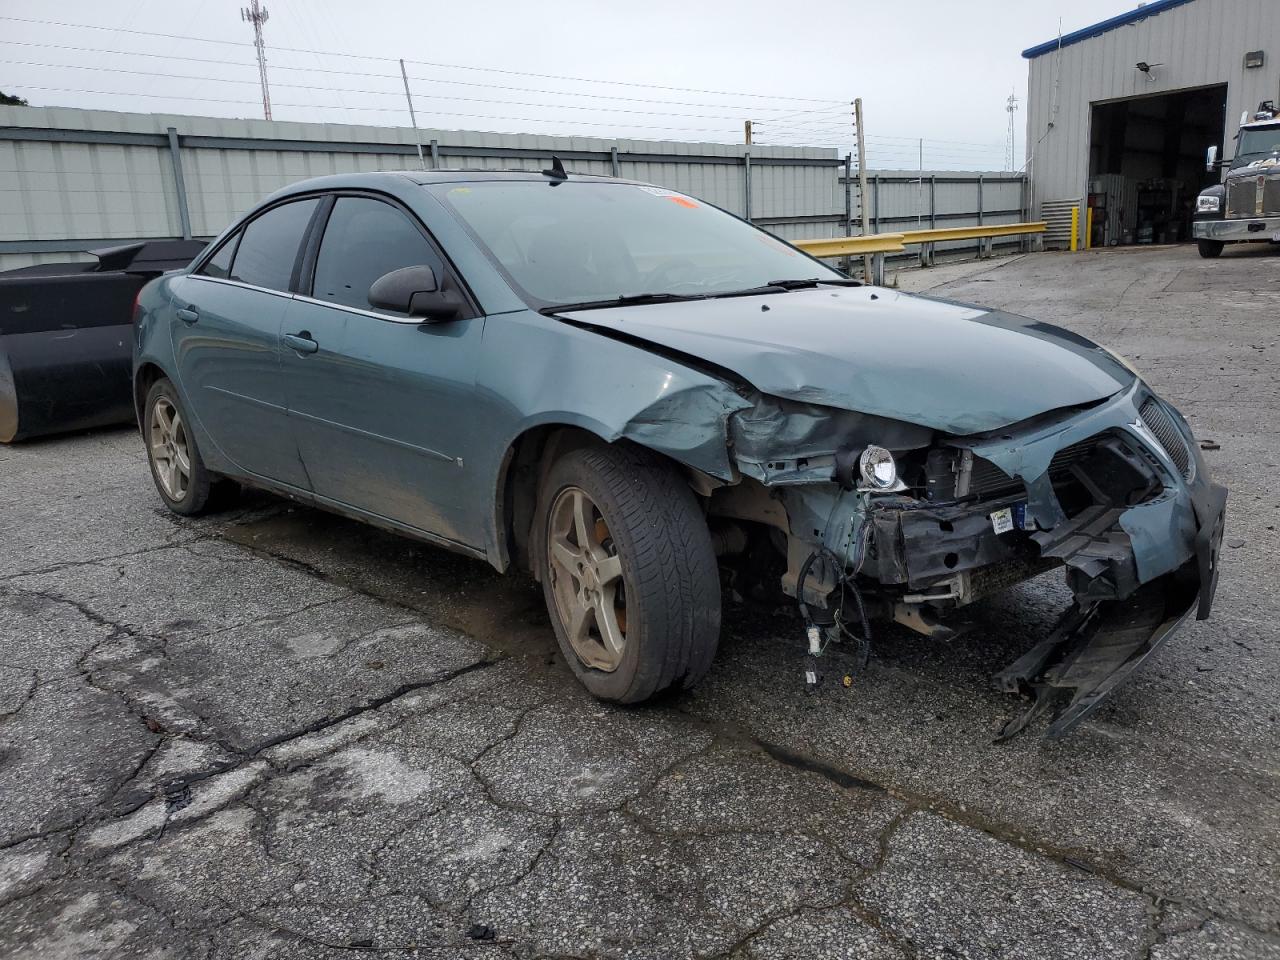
[1205,145,1219,171]
[368,265,461,322]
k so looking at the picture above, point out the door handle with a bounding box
[175,307,199,324]
[283,332,319,355]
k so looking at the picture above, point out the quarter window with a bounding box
[229,198,320,292]
[198,235,237,278]
[312,197,442,313]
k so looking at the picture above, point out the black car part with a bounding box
[0,240,205,442]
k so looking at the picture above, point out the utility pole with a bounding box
[1005,89,1019,170]
[917,138,924,227]
[400,60,427,170]
[853,98,872,279]
[743,119,753,145]
[241,0,272,121]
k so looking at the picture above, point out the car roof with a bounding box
[267,168,651,199]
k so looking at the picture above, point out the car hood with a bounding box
[558,286,1133,435]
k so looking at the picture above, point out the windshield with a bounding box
[1233,126,1280,167]
[428,179,844,308]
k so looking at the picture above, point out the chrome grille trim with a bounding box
[1226,178,1258,218]
[1265,178,1280,217]
[1138,397,1193,481]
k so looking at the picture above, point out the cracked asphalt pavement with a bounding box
[2,246,1278,959]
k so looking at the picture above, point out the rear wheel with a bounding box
[144,377,233,515]
[536,444,720,703]
[1197,238,1225,259]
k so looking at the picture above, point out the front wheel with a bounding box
[536,444,721,703]
[1197,238,1225,259]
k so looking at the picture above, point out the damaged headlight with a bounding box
[859,445,899,489]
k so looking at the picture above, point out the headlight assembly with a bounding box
[1196,194,1221,213]
[859,445,899,490]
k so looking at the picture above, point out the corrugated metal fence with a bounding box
[0,106,1027,271]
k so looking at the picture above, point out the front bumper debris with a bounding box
[788,381,1227,740]
[993,551,1214,741]
[1193,216,1280,242]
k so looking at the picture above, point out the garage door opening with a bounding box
[1088,84,1228,246]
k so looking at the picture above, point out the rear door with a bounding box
[170,197,320,488]
[279,193,486,548]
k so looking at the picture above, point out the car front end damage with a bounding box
[707,381,1227,740]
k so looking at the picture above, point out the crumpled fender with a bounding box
[617,382,752,480]
[483,310,752,483]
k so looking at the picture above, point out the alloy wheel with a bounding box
[149,396,191,502]
[546,485,628,671]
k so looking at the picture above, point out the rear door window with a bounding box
[229,198,320,292]
[311,197,443,313]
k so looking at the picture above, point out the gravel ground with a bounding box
[1,245,1277,959]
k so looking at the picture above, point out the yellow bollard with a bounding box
[1070,206,1079,252]
[1085,207,1093,250]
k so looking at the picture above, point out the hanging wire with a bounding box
[0,16,847,104]
[0,40,854,114]
[2,16,1007,165]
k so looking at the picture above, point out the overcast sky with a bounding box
[3,0,1135,171]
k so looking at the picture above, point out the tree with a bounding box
[0,91,29,106]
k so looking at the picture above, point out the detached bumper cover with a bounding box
[993,496,1223,741]
[1193,217,1280,242]
[965,385,1227,739]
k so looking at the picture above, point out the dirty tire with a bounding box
[144,376,230,516]
[1197,238,1224,259]
[536,443,720,703]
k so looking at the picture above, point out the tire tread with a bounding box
[539,442,720,703]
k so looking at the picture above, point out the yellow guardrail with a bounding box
[793,233,907,258]
[795,222,1046,282]
[898,222,1046,245]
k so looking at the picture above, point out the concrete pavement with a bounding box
[1,245,1277,959]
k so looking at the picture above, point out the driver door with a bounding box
[279,194,486,549]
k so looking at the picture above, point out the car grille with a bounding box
[1139,397,1193,480]
[1226,177,1258,218]
[1266,178,1280,217]
[965,437,1101,501]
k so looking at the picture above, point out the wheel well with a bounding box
[133,362,167,427]
[499,427,728,575]
[498,425,600,575]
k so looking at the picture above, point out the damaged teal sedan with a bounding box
[133,166,1227,739]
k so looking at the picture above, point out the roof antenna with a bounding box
[542,155,568,181]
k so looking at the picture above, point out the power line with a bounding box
[0,15,847,104]
[0,40,850,114]
[8,85,755,134]
[1,59,826,122]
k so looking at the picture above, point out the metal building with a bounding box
[1024,0,1280,246]
[0,106,1027,272]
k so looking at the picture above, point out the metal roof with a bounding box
[1021,0,1199,59]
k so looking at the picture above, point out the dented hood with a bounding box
[560,287,1133,435]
